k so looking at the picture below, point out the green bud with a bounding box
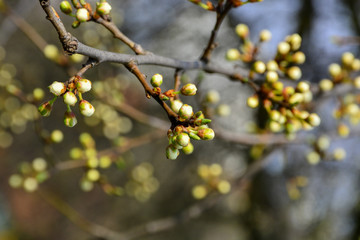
[182,142,194,155]
[170,100,183,113]
[180,83,197,96]
[76,8,90,22]
[288,93,304,105]
[266,71,278,83]
[253,61,266,74]
[296,81,310,93]
[38,101,53,117]
[176,133,190,147]
[307,113,321,127]
[63,91,77,106]
[247,95,259,108]
[96,1,112,15]
[195,118,212,126]
[150,74,163,87]
[259,29,271,42]
[226,48,241,61]
[235,24,249,39]
[60,1,73,14]
[205,90,220,104]
[64,110,77,127]
[76,78,92,93]
[197,128,215,140]
[79,100,95,117]
[72,20,81,28]
[194,111,205,119]
[189,132,201,140]
[51,130,64,143]
[287,66,302,80]
[178,104,193,120]
[166,145,179,160]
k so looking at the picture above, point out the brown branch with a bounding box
[95,17,148,55]
[173,69,183,100]
[200,2,233,62]
[125,61,178,124]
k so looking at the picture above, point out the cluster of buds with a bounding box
[226,24,272,63]
[192,163,231,199]
[8,158,49,192]
[69,133,114,192]
[38,77,95,127]
[306,135,346,164]
[166,111,214,160]
[248,80,320,134]
[125,162,159,202]
[319,52,360,92]
[59,0,112,28]
[286,176,308,200]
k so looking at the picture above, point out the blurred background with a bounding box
[1,0,360,240]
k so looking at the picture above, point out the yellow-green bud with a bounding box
[170,100,183,113]
[33,88,45,101]
[342,52,354,67]
[307,113,321,127]
[43,45,59,61]
[266,71,278,83]
[216,104,231,117]
[333,148,346,161]
[178,104,193,119]
[79,100,95,117]
[181,83,197,96]
[9,174,23,188]
[60,1,72,14]
[76,8,90,22]
[86,169,100,182]
[49,81,66,96]
[176,133,190,147]
[64,110,77,127]
[352,59,360,71]
[166,145,179,160]
[226,48,241,61]
[63,91,77,106]
[182,142,194,155]
[346,103,359,115]
[354,76,360,89]
[306,151,320,165]
[269,120,282,132]
[337,123,349,137]
[76,78,92,93]
[287,66,302,80]
[319,79,333,91]
[150,74,163,87]
[259,29,271,42]
[296,81,310,93]
[247,95,259,108]
[197,128,215,140]
[253,61,266,74]
[292,51,306,64]
[277,41,291,55]
[287,33,302,51]
[273,81,284,91]
[51,130,64,143]
[235,24,249,39]
[328,63,342,78]
[205,90,220,104]
[317,135,330,150]
[266,60,278,71]
[269,110,281,121]
[99,156,112,168]
[32,158,47,172]
[192,185,207,199]
[217,180,231,194]
[23,177,38,192]
[96,1,112,15]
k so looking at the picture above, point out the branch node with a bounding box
[61,33,78,55]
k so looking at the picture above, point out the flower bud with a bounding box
[205,90,220,104]
[352,59,360,71]
[333,148,346,161]
[38,101,53,117]
[316,135,330,150]
[342,52,354,67]
[353,76,360,89]
[287,66,302,80]
[63,91,77,106]
[216,104,231,117]
[307,113,321,127]
[51,130,64,143]
[49,81,66,96]
[170,100,183,113]
[166,145,179,160]
[96,1,112,15]
[287,33,302,51]
[277,41,291,55]
[72,20,80,28]
[259,29,271,42]
[266,60,278,71]
[182,142,194,155]
[76,78,92,93]
[319,79,333,91]
[79,100,95,117]
[235,24,249,39]
[189,132,201,140]
[76,8,91,22]
[226,48,241,61]
[265,71,278,83]
[150,74,163,87]
[269,110,281,121]
[64,110,77,127]
[33,88,45,101]
[43,45,59,61]
[197,128,215,140]
[288,93,304,105]
[328,63,342,78]
[337,123,350,137]
[253,61,266,74]
[86,169,100,182]
[176,133,190,147]
[247,95,259,108]
[181,83,197,96]
[269,121,282,132]
[292,51,306,64]
[307,151,320,165]
[178,104,193,120]
[273,81,284,91]
[296,81,310,93]
[32,158,47,172]
[23,177,38,192]
[60,1,72,14]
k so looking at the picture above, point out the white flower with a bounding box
[79,100,95,117]
[76,79,92,93]
[76,8,90,22]
[96,2,112,15]
[49,81,66,96]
